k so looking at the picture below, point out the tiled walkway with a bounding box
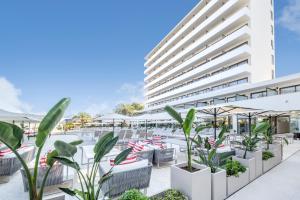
[228,140,300,200]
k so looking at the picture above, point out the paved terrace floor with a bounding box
[228,142,300,200]
[1,135,300,200]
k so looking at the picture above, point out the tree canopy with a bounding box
[114,103,144,116]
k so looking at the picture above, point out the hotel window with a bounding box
[251,91,267,99]
[280,86,296,94]
[227,96,236,102]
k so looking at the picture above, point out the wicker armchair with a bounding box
[0,146,35,183]
[21,164,64,192]
[153,148,176,167]
[135,149,154,163]
[99,159,152,198]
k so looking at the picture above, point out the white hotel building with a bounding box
[143,0,300,133]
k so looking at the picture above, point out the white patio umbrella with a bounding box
[197,104,264,138]
[94,113,132,131]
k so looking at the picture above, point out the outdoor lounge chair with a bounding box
[135,149,154,163]
[99,159,152,198]
[0,146,35,183]
[21,163,65,192]
[153,148,176,167]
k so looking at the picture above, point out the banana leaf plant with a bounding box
[254,121,288,150]
[192,126,226,173]
[0,98,71,200]
[54,132,132,200]
[165,106,196,172]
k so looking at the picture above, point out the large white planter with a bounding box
[226,168,249,196]
[246,150,263,178]
[262,156,277,173]
[233,156,255,182]
[268,143,282,165]
[211,168,226,200]
[171,163,211,200]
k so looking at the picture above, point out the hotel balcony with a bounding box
[145,0,248,75]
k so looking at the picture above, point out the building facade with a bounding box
[143,0,300,133]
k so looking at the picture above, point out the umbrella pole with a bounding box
[145,120,148,139]
[214,108,217,139]
[248,113,252,136]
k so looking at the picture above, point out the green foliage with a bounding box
[0,98,71,200]
[165,106,195,172]
[119,189,148,200]
[36,98,70,147]
[262,151,274,161]
[115,103,144,116]
[56,131,131,200]
[151,189,188,200]
[193,126,226,173]
[241,135,260,159]
[225,160,246,177]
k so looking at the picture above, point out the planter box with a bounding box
[226,168,249,196]
[232,156,255,182]
[262,157,277,173]
[211,168,226,200]
[171,163,211,200]
[268,144,282,165]
[246,150,262,178]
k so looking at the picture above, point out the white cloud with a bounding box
[279,0,300,36]
[117,82,144,103]
[0,77,32,113]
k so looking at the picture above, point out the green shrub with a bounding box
[119,189,148,200]
[226,160,246,177]
[262,151,274,160]
[151,189,187,200]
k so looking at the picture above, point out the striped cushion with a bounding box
[0,145,28,157]
[127,141,136,148]
[132,143,144,153]
[208,139,225,148]
[110,154,137,166]
[40,156,47,167]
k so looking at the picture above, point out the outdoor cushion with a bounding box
[110,154,137,166]
[101,159,148,173]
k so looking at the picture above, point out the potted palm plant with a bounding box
[53,131,132,200]
[165,106,211,200]
[193,126,227,200]
[233,134,258,182]
[258,121,286,167]
[0,98,74,200]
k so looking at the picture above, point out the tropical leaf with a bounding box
[54,140,77,157]
[94,136,119,162]
[94,132,114,154]
[69,140,83,146]
[36,98,71,147]
[253,122,269,134]
[195,124,206,134]
[165,106,183,124]
[46,150,58,166]
[183,108,195,136]
[59,188,76,196]
[0,122,19,149]
[53,156,80,170]
[114,148,132,165]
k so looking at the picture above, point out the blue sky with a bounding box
[0,0,299,115]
